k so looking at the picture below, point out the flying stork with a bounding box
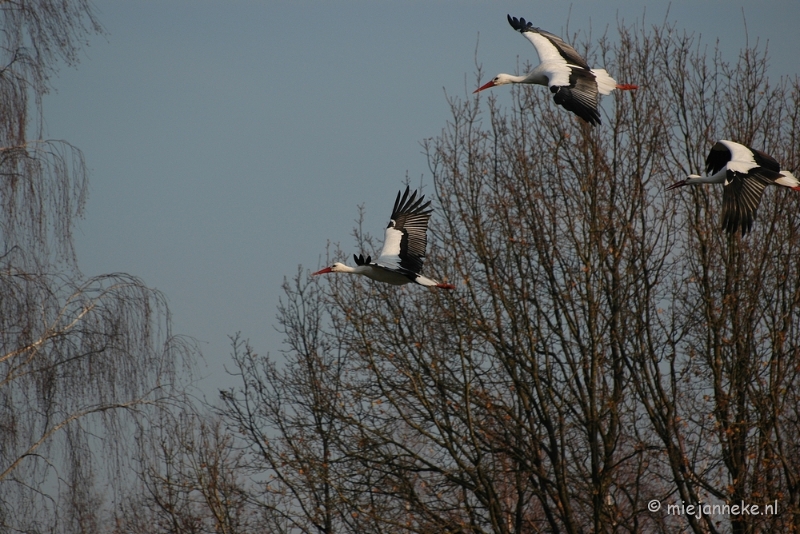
[313,186,455,289]
[667,140,800,235]
[474,15,638,126]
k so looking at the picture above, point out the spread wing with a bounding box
[551,68,601,125]
[376,186,432,275]
[721,168,780,235]
[507,15,590,68]
[707,140,780,175]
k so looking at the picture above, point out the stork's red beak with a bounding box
[666,180,687,191]
[474,80,496,94]
[312,267,332,276]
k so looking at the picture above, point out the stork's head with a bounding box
[474,74,513,93]
[666,174,702,191]
[312,262,347,275]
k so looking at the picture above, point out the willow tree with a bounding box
[1,2,191,532]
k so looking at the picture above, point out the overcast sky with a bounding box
[43,1,800,396]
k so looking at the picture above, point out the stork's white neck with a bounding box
[686,169,727,185]
[523,64,552,86]
[335,263,372,275]
[495,72,541,86]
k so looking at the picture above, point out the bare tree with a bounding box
[1,2,194,532]
[1,0,101,266]
[130,18,800,534]
[114,410,256,534]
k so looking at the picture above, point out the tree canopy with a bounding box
[119,18,800,534]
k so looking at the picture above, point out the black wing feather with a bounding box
[388,186,432,274]
[353,254,371,266]
[705,142,733,175]
[551,68,601,125]
[750,148,781,173]
[721,168,781,235]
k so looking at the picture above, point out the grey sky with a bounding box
[44,1,800,394]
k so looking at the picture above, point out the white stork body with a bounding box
[320,262,443,287]
[474,15,637,126]
[667,139,800,235]
[313,187,455,289]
